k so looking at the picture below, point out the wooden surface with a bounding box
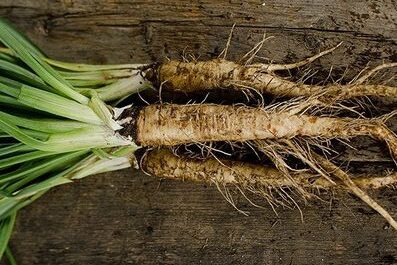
[0,1,396,264]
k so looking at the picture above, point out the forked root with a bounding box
[253,138,397,230]
[313,153,397,230]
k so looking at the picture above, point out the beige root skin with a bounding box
[135,104,397,158]
[158,59,397,100]
[141,148,304,187]
[142,148,397,228]
[141,148,397,191]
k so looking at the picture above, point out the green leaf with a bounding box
[0,176,71,219]
[12,176,72,200]
[5,246,17,265]
[89,93,122,130]
[70,154,132,179]
[0,114,131,153]
[0,191,46,220]
[60,69,133,80]
[0,111,94,133]
[0,151,87,187]
[17,85,103,125]
[0,150,56,170]
[0,20,44,57]
[0,211,16,261]
[92,148,114,159]
[0,19,89,104]
[0,144,33,158]
[0,52,18,63]
[0,94,30,109]
[0,82,19,98]
[0,117,50,150]
[45,58,148,72]
[0,58,49,89]
[44,127,131,151]
[96,75,151,101]
[68,79,115,88]
[0,199,18,220]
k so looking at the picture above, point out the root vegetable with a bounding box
[142,147,397,225]
[155,59,396,101]
[122,104,397,158]
[141,148,397,190]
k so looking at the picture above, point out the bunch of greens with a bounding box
[0,19,149,263]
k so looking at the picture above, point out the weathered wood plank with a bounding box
[9,170,397,265]
[0,0,396,66]
[0,0,396,264]
[1,0,396,38]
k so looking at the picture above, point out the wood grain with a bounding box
[0,0,396,264]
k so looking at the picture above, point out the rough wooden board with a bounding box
[0,0,396,66]
[9,170,397,265]
[0,0,396,264]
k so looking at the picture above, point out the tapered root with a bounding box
[141,148,397,191]
[141,148,301,187]
[156,59,396,100]
[313,153,397,230]
[124,104,397,160]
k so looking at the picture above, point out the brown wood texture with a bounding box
[0,0,396,264]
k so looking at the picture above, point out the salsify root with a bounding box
[152,38,397,101]
[140,147,397,229]
[121,104,397,158]
[154,59,396,101]
[141,148,397,190]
